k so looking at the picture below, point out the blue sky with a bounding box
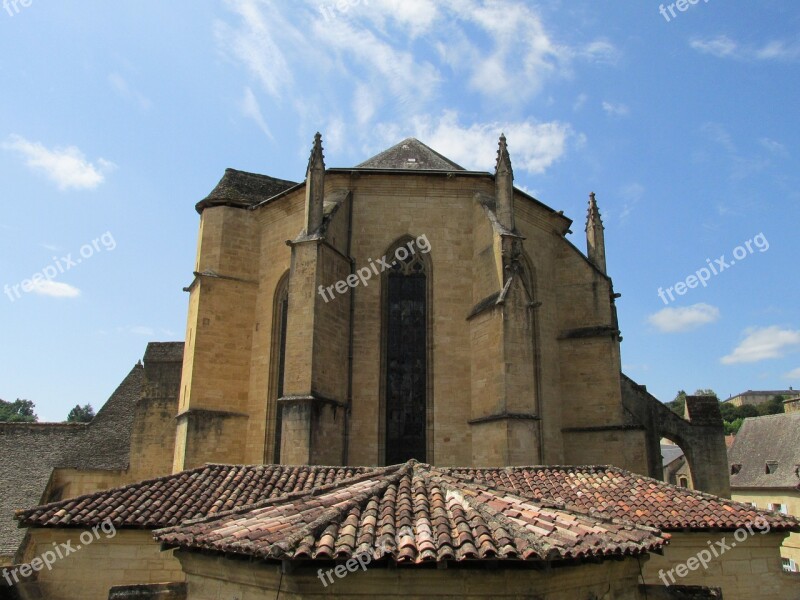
[1,1,799,421]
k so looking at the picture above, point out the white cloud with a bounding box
[759,137,788,156]
[618,183,645,221]
[691,35,800,62]
[30,280,80,299]
[573,93,588,111]
[215,0,298,99]
[108,73,152,110]
[721,326,800,364]
[785,367,800,380]
[602,101,629,117]
[648,304,720,333]
[2,134,115,191]
[690,36,738,58]
[240,87,273,139]
[374,111,573,174]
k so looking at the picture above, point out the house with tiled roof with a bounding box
[3,135,799,599]
[729,411,800,573]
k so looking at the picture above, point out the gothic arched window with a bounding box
[382,237,430,465]
[267,272,289,463]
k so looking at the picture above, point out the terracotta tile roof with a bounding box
[16,464,371,529]
[17,462,799,539]
[449,465,800,531]
[154,462,666,564]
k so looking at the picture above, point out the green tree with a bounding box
[667,390,687,416]
[694,388,718,399]
[757,395,786,416]
[724,417,744,435]
[66,404,95,423]
[0,399,38,422]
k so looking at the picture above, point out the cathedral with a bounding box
[1,134,797,600]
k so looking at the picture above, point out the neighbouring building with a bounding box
[661,442,692,489]
[2,134,798,599]
[724,389,796,408]
[729,411,800,573]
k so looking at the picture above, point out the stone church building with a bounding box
[1,135,798,600]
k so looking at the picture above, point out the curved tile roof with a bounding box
[154,462,666,564]
[17,462,799,540]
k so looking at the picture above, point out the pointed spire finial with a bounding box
[585,192,607,273]
[496,133,513,177]
[308,132,325,172]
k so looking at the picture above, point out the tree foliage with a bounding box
[0,398,38,422]
[67,404,95,423]
[719,395,784,434]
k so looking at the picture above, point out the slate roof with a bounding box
[728,412,800,490]
[0,363,143,557]
[18,462,798,536]
[196,168,297,213]
[355,138,466,171]
[661,444,684,467]
[143,341,184,363]
[154,462,666,564]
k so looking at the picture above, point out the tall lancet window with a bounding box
[268,272,290,464]
[383,237,430,465]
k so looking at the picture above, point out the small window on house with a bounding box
[782,558,798,572]
[730,463,742,475]
[766,461,778,474]
[678,476,689,488]
[768,503,788,515]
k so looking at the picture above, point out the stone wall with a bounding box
[177,551,648,599]
[643,531,797,600]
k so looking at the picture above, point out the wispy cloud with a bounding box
[108,73,152,110]
[722,326,800,364]
[691,35,800,61]
[648,304,720,333]
[30,280,81,299]
[785,367,800,380]
[2,135,115,191]
[602,101,629,117]
[618,183,645,221]
[240,87,273,139]
[215,0,609,154]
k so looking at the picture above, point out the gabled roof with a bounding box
[17,462,798,534]
[355,138,466,171]
[729,412,800,490]
[154,461,665,565]
[196,168,297,213]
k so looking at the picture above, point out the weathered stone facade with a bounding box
[172,137,670,478]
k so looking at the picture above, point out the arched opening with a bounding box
[380,236,432,465]
[660,436,694,489]
[265,271,290,463]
